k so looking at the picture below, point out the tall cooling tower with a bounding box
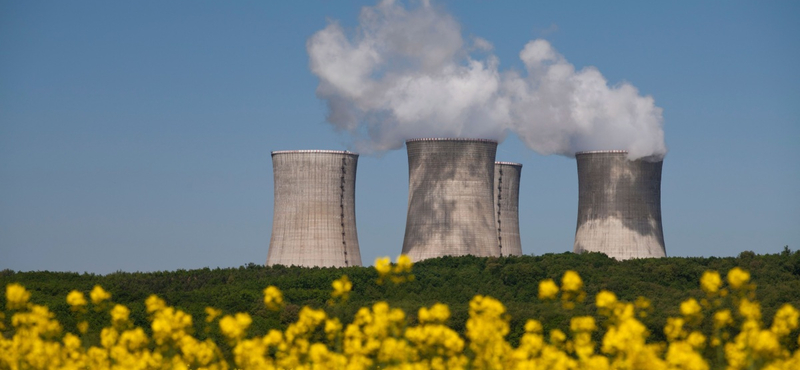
[267,150,362,267]
[573,150,666,260]
[494,162,523,256]
[402,138,499,262]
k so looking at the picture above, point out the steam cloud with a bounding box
[307,0,666,160]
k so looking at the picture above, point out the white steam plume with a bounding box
[307,0,666,160]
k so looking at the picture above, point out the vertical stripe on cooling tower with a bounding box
[496,166,504,256]
[340,156,348,266]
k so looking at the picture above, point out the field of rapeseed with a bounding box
[3,253,800,369]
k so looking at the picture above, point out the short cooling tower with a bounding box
[402,138,499,262]
[267,150,362,267]
[573,150,666,260]
[494,162,523,256]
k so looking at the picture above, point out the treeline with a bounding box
[3,249,800,349]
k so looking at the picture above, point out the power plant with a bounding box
[573,150,666,260]
[494,162,523,256]
[401,138,500,262]
[267,150,362,267]
[264,145,669,266]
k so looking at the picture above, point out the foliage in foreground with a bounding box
[3,253,800,369]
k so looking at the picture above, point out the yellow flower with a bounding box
[596,290,617,310]
[263,285,284,311]
[145,294,166,313]
[770,303,799,337]
[570,316,597,332]
[375,256,391,284]
[110,304,130,326]
[395,254,413,273]
[524,319,543,334]
[538,279,559,300]
[220,313,252,340]
[5,283,31,310]
[66,290,87,309]
[418,303,450,324]
[205,307,222,323]
[90,285,111,305]
[680,298,702,317]
[700,270,721,294]
[727,267,750,290]
[550,328,567,344]
[738,299,761,321]
[77,320,89,334]
[100,327,118,348]
[561,270,583,292]
[687,331,706,349]
[665,317,686,341]
[63,332,81,350]
[325,318,342,341]
[713,309,733,329]
[331,275,352,299]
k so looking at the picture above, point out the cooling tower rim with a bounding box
[575,150,628,156]
[406,138,498,144]
[495,161,522,167]
[271,150,359,157]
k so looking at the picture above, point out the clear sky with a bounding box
[1,1,798,274]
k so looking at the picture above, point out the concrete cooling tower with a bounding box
[267,150,362,267]
[494,162,523,256]
[402,138,499,262]
[573,150,666,260]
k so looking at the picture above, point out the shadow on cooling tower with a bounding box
[402,138,498,261]
[574,150,666,259]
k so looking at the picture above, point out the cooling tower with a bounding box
[267,150,362,267]
[402,138,499,262]
[573,150,666,260]
[494,162,523,256]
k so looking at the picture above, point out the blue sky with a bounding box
[1,1,798,274]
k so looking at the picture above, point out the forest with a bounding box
[3,248,800,350]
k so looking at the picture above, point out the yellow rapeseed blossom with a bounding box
[739,299,761,321]
[331,275,352,300]
[5,283,30,310]
[681,298,702,317]
[3,266,800,370]
[145,294,166,313]
[700,270,722,294]
[570,316,597,332]
[220,313,252,340]
[66,290,88,309]
[770,303,799,337]
[391,254,415,284]
[687,331,707,349]
[110,304,130,326]
[418,303,450,324]
[263,285,284,311]
[713,309,733,329]
[561,270,583,292]
[727,267,750,290]
[596,290,617,310]
[205,307,222,323]
[375,257,391,276]
[665,317,687,341]
[395,254,413,273]
[77,320,89,334]
[90,285,111,305]
[524,319,543,333]
[538,279,559,300]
